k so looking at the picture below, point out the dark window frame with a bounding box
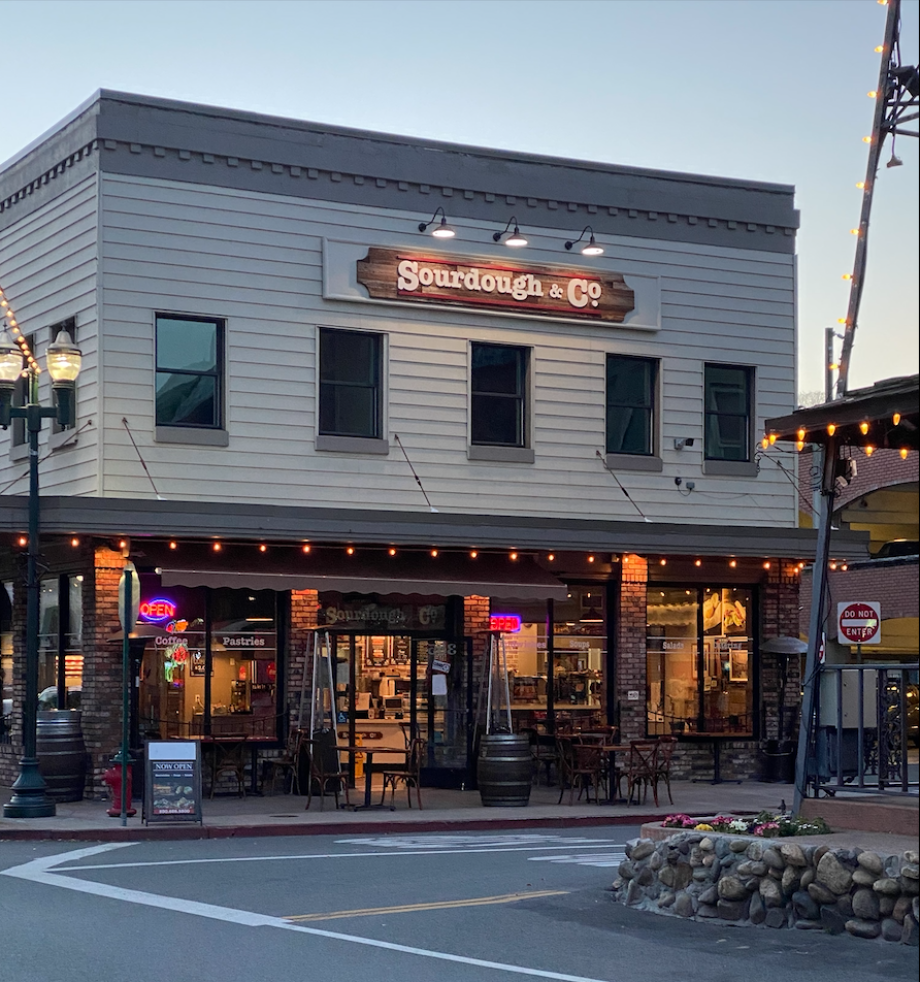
[605,354,658,456]
[470,342,530,449]
[318,327,383,440]
[704,363,753,462]
[155,313,225,430]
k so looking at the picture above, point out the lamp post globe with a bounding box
[2,324,83,818]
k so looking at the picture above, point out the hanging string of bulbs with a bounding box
[0,284,40,374]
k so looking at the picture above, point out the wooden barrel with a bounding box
[36,710,87,802]
[477,733,532,807]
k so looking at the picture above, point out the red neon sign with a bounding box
[139,599,177,622]
[490,614,522,633]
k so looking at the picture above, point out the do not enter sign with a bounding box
[837,601,881,645]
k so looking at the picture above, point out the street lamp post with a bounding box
[1,326,82,818]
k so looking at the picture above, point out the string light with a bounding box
[892,413,901,426]
[768,433,777,445]
[862,136,872,144]
[827,424,836,436]
[70,537,79,547]
[900,448,909,459]
[694,559,702,567]
[860,422,870,435]
[864,445,875,456]
[212,542,222,552]
[855,183,865,190]
[17,535,27,547]
[388,547,397,556]
[874,45,884,53]
[509,552,518,561]
[547,553,555,561]
[842,273,853,280]
[761,436,769,449]
[259,544,267,552]
[763,561,771,570]
[729,559,737,568]
[797,428,806,441]
[796,440,805,452]
[470,550,478,559]
[302,544,311,553]
[0,285,40,371]
[587,555,595,563]
[346,546,354,555]
[430,549,438,558]
[659,558,667,566]
[830,562,838,570]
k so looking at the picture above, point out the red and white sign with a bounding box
[837,601,882,645]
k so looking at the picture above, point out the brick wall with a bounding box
[465,596,490,727]
[834,449,918,511]
[616,554,648,742]
[760,561,804,743]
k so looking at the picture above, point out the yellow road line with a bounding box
[286,890,568,922]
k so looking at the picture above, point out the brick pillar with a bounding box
[760,560,802,743]
[464,596,490,729]
[80,545,125,798]
[616,554,648,742]
[289,590,318,729]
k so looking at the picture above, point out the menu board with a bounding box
[143,741,203,825]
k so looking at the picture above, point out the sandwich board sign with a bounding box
[837,601,881,646]
[144,741,203,824]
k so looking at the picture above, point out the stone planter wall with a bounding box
[611,831,919,945]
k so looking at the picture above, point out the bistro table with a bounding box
[201,735,250,797]
[338,744,409,810]
[577,735,632,804]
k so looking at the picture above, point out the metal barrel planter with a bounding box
[477,733,532,807]
[36,710,87,802]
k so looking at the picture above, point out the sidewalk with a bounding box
[2,779,916,856]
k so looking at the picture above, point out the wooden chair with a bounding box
[207,738,248,798]
[557,736,606,804]
[622,741,659,806]
[380,737,425,809]
[305,728,350,811]
[260,727,303,796]
[655,735,678,805]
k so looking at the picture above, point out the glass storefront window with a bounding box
[646,585,754,736]
[1,581,13,740]
[37,574,84,710]
[137,581,279,741]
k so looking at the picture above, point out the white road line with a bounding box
[3,845,617,982]
[53,843,630,872]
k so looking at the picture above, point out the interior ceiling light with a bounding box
[564,225,604,256]
[418,206,455,238]
[492,216,528,247]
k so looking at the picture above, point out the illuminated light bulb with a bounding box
[768,433,777,445]
[694,559,702,567]
[840,564,848,572]
[830,562,838,570]
[547,553,555,561]
[797,428,806,441]
[862,136,872,144]
[892,413,901,426]
[796,440,805,452]
[70,537,79,547]
[874,45,884,52]
[864,445,875,456]
[850,229,860,236]
[761,436,769,449]
[763,561,771,570]
[900,448,909,459]
[470,550,478,558]
[842,273,852,281]
[867,90,878,99]
[509,552,518,561]
[259,544,267,552]
[859,421,869,435]
[829,363,839,371]
[855,183,865,191]
[17,536,27,547]
[798,562,806,569]
[659,558,667,566]
[587,554,595,563]
[729,559,737,568]
[430,549,438,558]
[827,424,836,436]
[302,544,311,553]
[213,542,222,551]
[388,548,397,556]
[169,540,178,550]
[119,540,127,549]
[346,546,355,555]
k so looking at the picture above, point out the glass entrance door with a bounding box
[406,639,468,776]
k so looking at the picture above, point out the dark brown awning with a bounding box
[156,551,568,602]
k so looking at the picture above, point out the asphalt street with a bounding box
[1,827,917,982]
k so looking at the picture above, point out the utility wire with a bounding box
[122,417,165,500]
[595,450,651,522]
[393,433,438,513]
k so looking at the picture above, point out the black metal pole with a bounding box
[3,406,55,817]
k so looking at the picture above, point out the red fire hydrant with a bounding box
[103,763,137,817]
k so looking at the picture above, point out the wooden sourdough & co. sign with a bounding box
[356,247,635,323]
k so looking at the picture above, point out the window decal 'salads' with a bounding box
[356,248,636,323]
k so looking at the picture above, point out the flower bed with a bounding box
[662,811,831,838]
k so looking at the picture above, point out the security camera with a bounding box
[673,437,695,450]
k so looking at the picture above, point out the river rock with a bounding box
[760,877,783,907]
[835,894,854,918]
[746,840,764,861]
[718,876,749,901]
[846,918,881,940]
[717,899,746,921]
[852,887,880,920]
[817,852,853,894]
[737,860,767,877]
[702,855,716,868]
[879,895,895,917]
[698,885,719,905]
[902,916,919,946]
[781,843,807,867]
[699,837,714,852]
[729,838,749,853]
[763,847,785,871]
[856,850,884,875]
[792,890,820,920]
[807,881,837,905]
[820,906,847,935]
[893,896,913,923]
[659,864,691,890]
[649,851,663,871]
[697,903,720,919]
[631,839,656,862]
[765,907,787,929]
[657,890,675,908]
[900,875,919,896]
[881,918,903,942]
[873,877,901,897]
[749,890,766,925]
[799,868,815,890]
[618,860,636,880]
[636,865,656,887]
[852,868,878,888]
[625,879,644,906]
[782,865,801,896]
[674,891,695,918]
[902,862,919,879]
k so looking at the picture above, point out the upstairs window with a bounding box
[704,364,752,462]
[606,355,657,456]
[470,343,529,448]
[318,328,382,439]
[155,315,223,429]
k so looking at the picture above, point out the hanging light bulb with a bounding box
[302,544,311,553]
[864,445,875,456]
[346,546,355,555]
[694,559,702,567]
[388,547,397,556]
[796,440,805,452]
[842,273,853,280]
[768,433,777,445]
[900,448,909,459]
[470,550,478,559]
[859,421,869,435]
[763,561,771,570]
[827,424,836,436]
[797,428,806,441]
[892,413,901,426]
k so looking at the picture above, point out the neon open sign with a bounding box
[139,598,178,622]
[490,614,522,633]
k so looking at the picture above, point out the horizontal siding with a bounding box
[0,175,99,496]
[98,173,797,527]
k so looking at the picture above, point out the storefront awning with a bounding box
[156,551,568,602]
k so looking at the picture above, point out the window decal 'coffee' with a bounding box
[356,248,635,323]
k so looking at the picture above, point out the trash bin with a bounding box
[760,739,795,783]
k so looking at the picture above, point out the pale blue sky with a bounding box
[3,0,917,397]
